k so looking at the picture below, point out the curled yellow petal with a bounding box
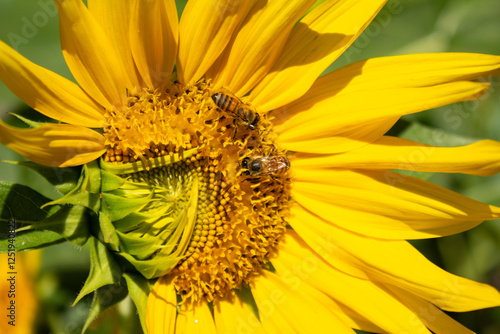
[0,41,104,128]
[0,120,105,167]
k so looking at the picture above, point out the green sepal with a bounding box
[85,161,102,194]
[98,212,120,252]
[101,192,150,222]
[101,170,125,192]
[116,231,162,260]
[0,160,80,195]
[123,273,155,334]
[113,210,168,231]
[9,112,45,128]
[74,237,122,305]
[43,162,100,212]
[119,251,181,279]
[81,282,129,334]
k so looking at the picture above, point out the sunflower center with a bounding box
[102,81,291,302]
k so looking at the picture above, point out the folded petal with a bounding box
[177,0,253,85]
[250,0,387,112]
[273,231,431,333]
[289,205,500,312]
[292,168,500,239]
[294,136,500,176]
[0,120,105,167]
[87,0,142,89]
[129,0,178,88]
[55,0,129,109]
[276,81,489,152]
[214,297,267,334]
[146,276,177,334]
[208,0,316,96]
[176,299,216,334]
[251,270,354,333]
[0,41,104,128]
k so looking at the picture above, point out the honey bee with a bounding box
[242,155,290,178]
[212,91,260,130]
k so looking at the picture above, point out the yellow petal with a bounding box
[0,41,104,128]
[275,52,500,153]
[146,276,177,334]
[294,136,500,176]
[292,168,500,239]
[55,0,128,109]
[208,0,316,96]
[0,120,105,167]
[289,205,500,312]
[177,0,253,85]
[129,0,178,88]
[273,116,397,154]
[251,270,355,333]
[176,299,216,334]
[384,284,475,334]
[276,81,489,151]
[274,231,431,333]
[87,0,142,89]
[250,0,387,111]
[214,297,266,334]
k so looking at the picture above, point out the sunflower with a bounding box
[1,0,500,333]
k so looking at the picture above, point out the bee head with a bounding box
[211,93,221,105]
[242,157,250,175]
[242,157,262,175]
[248,112,260,130]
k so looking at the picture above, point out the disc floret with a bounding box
[101,80,291,302]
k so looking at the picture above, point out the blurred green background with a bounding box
[1,0,500,333]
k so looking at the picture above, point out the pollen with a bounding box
[101,80,291,303]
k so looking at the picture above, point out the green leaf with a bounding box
[123,273,154,334]
[0,161,81,195]
[0,181,58,224]
[82,282,129,334]
[101,192,149,222]
[74,237,122,305]
[19,204,90,246]
[0,229,65,252]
